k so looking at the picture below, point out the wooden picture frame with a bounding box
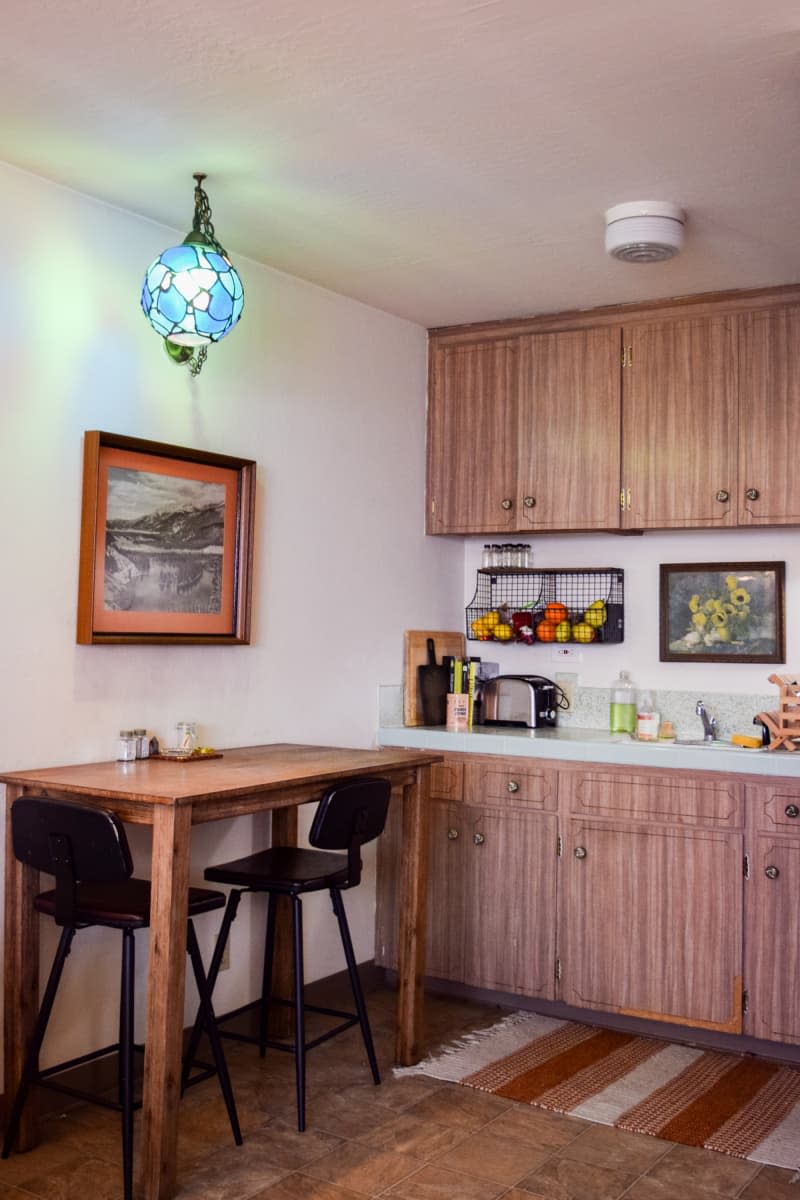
[659,561,785,664]
[77,431,256,645]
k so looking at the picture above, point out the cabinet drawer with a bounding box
[746,782,800,832]
[430,758,464,803]
[464,757,557,811]
[562,766,743,827]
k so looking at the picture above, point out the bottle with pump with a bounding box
[610,670,636,734]
[636,690,660,741]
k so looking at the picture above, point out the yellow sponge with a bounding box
[731,733,762,749]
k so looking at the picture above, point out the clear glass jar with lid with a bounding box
[117,730,137,762]
[175,721,198,753]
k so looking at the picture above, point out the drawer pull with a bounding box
[574,846,587,860]
[447,828,460,840]
[507,780,520,793]
[765,865,780,880]
[501,498,513,511]
[523,496,536,509]
[745,487,760,501]
[785,805,799,819]
[473,832,485,846]
[715,489,730,503]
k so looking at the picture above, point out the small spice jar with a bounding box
[133,729,150,759]
[117,731,137,762]
[175,722,198,753]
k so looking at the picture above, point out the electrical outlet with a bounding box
[554,672,578,710]
[219,936,230,972]
[549,646,582,662]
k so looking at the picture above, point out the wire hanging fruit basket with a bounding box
[466,568,624,645]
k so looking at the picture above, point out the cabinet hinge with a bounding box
[557,834,563,857]
[742,989,749,1014]
[621,345,633,367]
[555,957,562,982]
[743,854,750,879]
[430,498,436,515]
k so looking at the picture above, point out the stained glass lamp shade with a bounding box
[141,175,244,373]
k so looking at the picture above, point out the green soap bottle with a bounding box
[610,670,636,734]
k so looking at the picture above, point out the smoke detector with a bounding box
[605,201,686,263]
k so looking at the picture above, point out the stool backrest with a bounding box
[11,797,133,926]
[309,776,391,887]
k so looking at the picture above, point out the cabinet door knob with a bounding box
[501,498,513,510]
[473,832,485,845]
[785,805,799,819]
[574,846,587,859]
[447,827,460,840]
[765,864,780,880]
[507,780,520,793]
[715,489,730,503]
[523,496,536,508]
[745,487,760,501]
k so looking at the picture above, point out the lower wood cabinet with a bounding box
[374,750,800,1048]
[559,818,743,1032]
[743,782,800,1045]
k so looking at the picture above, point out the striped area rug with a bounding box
[396,1013,800,1170]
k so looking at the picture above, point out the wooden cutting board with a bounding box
[404,629,466,726]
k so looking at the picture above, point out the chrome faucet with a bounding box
[696,700,717,742]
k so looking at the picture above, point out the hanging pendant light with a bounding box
[141,173,244,376]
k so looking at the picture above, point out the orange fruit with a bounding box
[544,602,568,623]
[536,620,558,642]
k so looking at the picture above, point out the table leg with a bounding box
[138,804,192,1200]
[395,765,431,1066]
[269,807,298,1038]
[3,784,39,1150]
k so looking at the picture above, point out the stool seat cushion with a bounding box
[205,847,350,893]
[34,879,226,929]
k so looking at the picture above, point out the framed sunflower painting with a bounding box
[659,562,785,664]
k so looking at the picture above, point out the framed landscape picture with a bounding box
[659,562,785,664]
[77,431,256,644]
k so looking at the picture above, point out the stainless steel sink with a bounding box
[671,739,739,750]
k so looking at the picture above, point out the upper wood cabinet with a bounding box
[427,285,800,535]
[738,305,800,525]
[427,339,520,534]
[620,315,738,529]
[426,328,621,534]
[518,328,621,530]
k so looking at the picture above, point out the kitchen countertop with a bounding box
[377,724,800,777]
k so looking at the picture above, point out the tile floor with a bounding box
[2,985,799,1200]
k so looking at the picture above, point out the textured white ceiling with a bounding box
[2,0,799,327]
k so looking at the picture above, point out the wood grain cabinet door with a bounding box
[463,808,557,998]
[738,305,800,525]
[426,339,520,533]
[425,801,467,981]
[620,315,737,529]
[517,327,622,531]
[559,819,743,1032]
[745,833,800,1044]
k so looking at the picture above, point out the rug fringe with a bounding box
[393,1011,563,1082]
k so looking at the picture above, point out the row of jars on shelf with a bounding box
[481,543,533,569]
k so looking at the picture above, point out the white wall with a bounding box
[0,162,464,1066]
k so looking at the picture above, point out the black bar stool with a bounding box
[184,775,392,1131]
[1,796,242,1200]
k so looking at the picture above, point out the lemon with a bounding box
[583,607,606,628]
[483,610,501,629]
[471,617,488,636]
[572,622,596,644]
[493,622,513,641]
[555,620,572,643]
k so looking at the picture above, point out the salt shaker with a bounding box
[117,730,137,762]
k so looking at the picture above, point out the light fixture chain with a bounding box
[193,179,224,253]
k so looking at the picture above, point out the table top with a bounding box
[0,743,442,808]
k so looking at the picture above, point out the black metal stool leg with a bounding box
[185,921,243,1145]
[291,894,307,1131]
[258,893,278,1057]
[2,925,76,1159]
[119,928,135,1200]
[182,890,241,1091]
[331,888,380,1084]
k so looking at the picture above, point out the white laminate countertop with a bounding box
[377,724,800,778]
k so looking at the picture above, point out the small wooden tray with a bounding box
[152,752,224,762]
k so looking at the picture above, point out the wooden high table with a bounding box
[2,744,439,1200]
